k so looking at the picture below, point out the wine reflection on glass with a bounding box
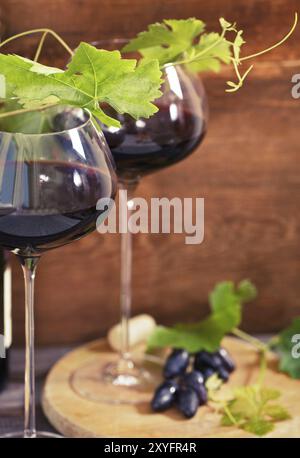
[0,103,117,437]
[71,39,208,405]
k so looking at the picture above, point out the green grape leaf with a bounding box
[0,98,52,134]
[21,57,64,75]
[123,18,231,72]
[259,387,281,403]
[147,280,256,352]
[205,373,224,394]
[0,42,162,127]
[219,384,290,437]
[274,317,300,379]
[221,412,243,426]
[146,316,226,353]
[0,75,6,98]
[242,418,274,436]
[186,32,231,73]
[123,13,296,92]
[264,404,291,421]
[123,18,205,66]
[229,386,259,418]
[236,279,258,303]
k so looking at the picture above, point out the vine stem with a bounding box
[209,390,238,425]
[232,327,269,352]
[33,31,48,62]
[240,12,298,62]
[0,103,58,120]
[267,335,280,349]
[0,28,74,57]
[223,403,238,425]
[233,59,242,80]
[257,348,267,388]
[231,328,277,389]
[225,63,254,92]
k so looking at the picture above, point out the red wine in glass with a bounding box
[102,105,206,182]
[0,160,115,254]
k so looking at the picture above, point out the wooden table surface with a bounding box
[0,335,282,437]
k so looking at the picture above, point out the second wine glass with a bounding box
[71,39,208,404]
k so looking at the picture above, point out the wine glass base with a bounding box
[102,358,155,387]
[70,351,163,405]
[0,431,62,438]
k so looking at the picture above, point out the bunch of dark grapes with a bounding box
[151,348,235,418]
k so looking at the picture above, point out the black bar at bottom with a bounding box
[0,437,299,454]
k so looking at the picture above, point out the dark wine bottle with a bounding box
[0,249,12,392]
[0,10,12,394]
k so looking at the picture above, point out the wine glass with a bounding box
[71,39,208,404]
[0,102,117,437]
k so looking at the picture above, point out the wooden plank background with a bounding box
[1,0,300,344]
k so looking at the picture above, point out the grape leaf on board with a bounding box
[0,43,162,127]
[242,418,274,436]
[275,317,300,379]
[123,18,231,71]
[219,384,290,437]
[147,280,257,352]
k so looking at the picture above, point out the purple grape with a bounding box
[181,370,207,404]
[151,380,178,412]
[194,351,223,371]
[217,348,236,373]
[176,386,199,418]
[197,383,208,405]
[217,366,230,382]
[163,349,190,379]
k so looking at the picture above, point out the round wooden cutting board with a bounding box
[42,337,300,438]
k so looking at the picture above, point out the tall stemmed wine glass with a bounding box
[0,103,117,437]
[72,39,208,404]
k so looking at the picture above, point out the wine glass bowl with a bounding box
[98,41,208,184]
[0,105,117,256]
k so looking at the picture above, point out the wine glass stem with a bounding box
[120,226,132,363]
[20,256,40,438]
[119,181,137,368]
